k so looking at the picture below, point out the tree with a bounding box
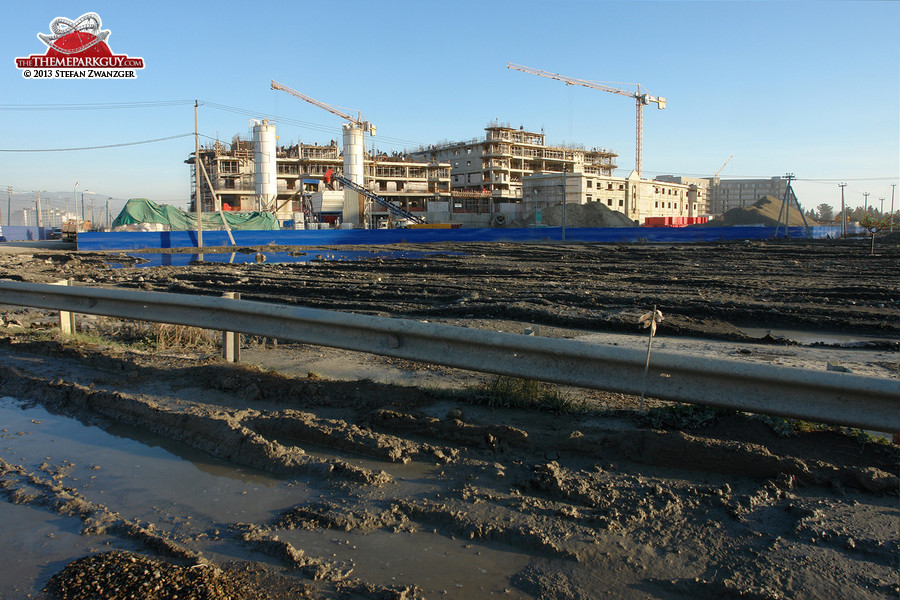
[816,203,834,222]
[858,213,891,254]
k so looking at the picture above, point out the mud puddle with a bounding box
[276,525,535,598]
[0,396,310,595]
[0,396,540,599]
[0,499,120,599]
[739,326,899,347]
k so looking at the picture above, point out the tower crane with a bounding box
[270,80,375,135]
[507,63,665,179]
[714,154,734,178]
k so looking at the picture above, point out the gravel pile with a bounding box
[705,195,814,226]
[45,551,254,600]
[522,201,636,227]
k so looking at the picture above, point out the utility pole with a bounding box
[194,100,203,251]
[4,186,9,227]
[560,165,568,242]
[838,182,846,238]
[891,183,896,232]
[863,192,870,214]
[879,197,884,216]
[34,191,43,228]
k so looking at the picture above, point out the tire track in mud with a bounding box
[0,364,392,486]
[67,239,900,339]
[0,336,898,599]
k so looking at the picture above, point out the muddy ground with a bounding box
[0,237,898,599]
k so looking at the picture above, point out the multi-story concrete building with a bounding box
[410,122,618,201]
[190,132,450,227]
[655,175,711,216]
[707,176,788,215]
[521,171,699,225]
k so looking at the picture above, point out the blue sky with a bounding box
[2,1,898,221]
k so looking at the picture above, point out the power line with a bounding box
[0,133,194,153]
[201,101,429,148]
[0,100,195,111]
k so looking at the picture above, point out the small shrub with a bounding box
[640,403,733,430]
[152,323,218,351]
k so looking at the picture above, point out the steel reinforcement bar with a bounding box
[0,280,896,432]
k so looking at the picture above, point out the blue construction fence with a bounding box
[74,225,855,251]
[0,225,53,242]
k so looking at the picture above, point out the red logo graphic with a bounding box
[15,12,145,79]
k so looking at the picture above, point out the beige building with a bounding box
[521,171,699,225]
[655,175,711,216]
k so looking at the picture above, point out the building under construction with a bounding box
[190,119,801,228]
[189,121,450,228]
[410,122,618,202]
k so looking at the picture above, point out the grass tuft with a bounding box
[431,376,586,414]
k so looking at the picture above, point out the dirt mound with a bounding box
[706,195,814,227]
[523,201,636,227]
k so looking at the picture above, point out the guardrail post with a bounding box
[221,292,240,363]
[54,279,76,334]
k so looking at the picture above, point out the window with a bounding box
[618,199,624,207]
[608,183,613,190]
[586,195,592,202]
[466,148,472,154]
[587,180,593,189]
[654,201,658,208]
[220,160,239,174]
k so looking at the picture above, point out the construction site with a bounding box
[0,55,897,600]
[175,73,782,234]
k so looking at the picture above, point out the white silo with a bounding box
[252,119,278,212]
[341,122,365,226]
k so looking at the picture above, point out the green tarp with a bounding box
[111,198,278,231]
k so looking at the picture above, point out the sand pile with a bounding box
[706,195,813,227]
[523,201,636,227]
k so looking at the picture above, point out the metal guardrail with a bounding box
[0,280,896,432]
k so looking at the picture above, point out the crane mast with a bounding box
[507,63,664,178]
